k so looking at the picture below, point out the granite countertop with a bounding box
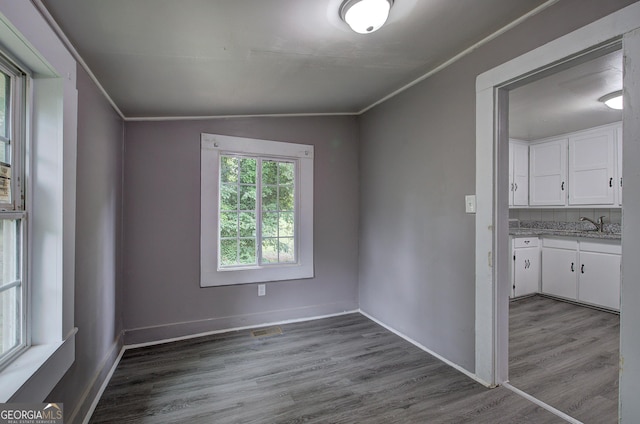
[508,220,621,241]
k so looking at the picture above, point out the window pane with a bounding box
[0,141,7,166]
[220,212,238,238]
[262,212,278,237]
[279,162,294,185]
[262,186,277,211]
[0,285,21,356]
[220,183,238,211]
[0,71,8,141]
[239,158,256,184]
[220,156,238,183]
[0,219,19,285]
[220,239,238,266]
[262,161,278,185]
[279,212,295,237]
[0,218,22,361]
[238,239,256,265]
[278,238,295,263]
[261,238,278,264]
[239,185,256,210]
[279,186,294,211]
[239,212,256,237]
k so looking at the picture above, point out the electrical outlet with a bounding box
[258,284,266,296]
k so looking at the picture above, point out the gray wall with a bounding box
[123,116,359,343]
[358,0,636,372]
[47,66,124,423]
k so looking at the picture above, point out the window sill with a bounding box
[0,328,76,402]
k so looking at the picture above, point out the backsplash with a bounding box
[509,208,622,224]
[511,219,621,234]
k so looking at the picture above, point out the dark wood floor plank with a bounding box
[509,295,620,424]
[91,313,564,423]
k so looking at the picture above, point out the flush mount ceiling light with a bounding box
[599,90,623,110]
[340,0,394,34]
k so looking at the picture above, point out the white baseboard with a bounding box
[359,309,492,388]
[123,301,358,346]
[125,309,360,350]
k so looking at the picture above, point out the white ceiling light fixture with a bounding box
[340,0,394,34]
[599,90,623,110]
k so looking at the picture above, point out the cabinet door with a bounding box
[541,247,578,299]
[568,127,615,205]
[579,251,621,310]
[508,143,515,207]
[514,247,539,297]
[512,143,529,206]
[530,138,567,206]
[617,125,623,206]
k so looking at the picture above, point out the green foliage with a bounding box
[220,155,297,267]
[220,183,238,211]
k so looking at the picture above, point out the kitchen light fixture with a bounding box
[599,90,623,110]
[340,0,394,34]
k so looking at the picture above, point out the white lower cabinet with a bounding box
[541,242,578,299]
[510,237,540,298]
[577,241,621,310]
[541,238,620,310]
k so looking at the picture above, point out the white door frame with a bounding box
[474,1,640,390]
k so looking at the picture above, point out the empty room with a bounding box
[0,1,639,423]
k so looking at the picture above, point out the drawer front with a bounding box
[514,237,539,248]
[542,237,578,250]
[580,240,621,255]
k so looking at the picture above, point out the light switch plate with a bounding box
[465,195,476,213]
[258,284,266,296]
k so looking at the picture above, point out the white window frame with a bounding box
[0,53,27,371]
[201,133,314,287]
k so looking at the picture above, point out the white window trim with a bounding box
[201,133,314,287]
[0,1,77,402]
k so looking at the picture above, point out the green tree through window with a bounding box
[219,155,296,267]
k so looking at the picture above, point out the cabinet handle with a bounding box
[581,264,585,274]
[561,182,565,191]
[510,183,514,192]
[620,177,623,188]
[610,177,613,187]
[514,182,518,192]
[571,262,574,272]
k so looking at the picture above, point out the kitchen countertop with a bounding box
[509,228,621,240]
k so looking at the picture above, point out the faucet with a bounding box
[580,216,606,233]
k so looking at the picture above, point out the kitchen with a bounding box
[506,48,623,422]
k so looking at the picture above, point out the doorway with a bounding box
[505,48,623,422]
[473,3,640,422]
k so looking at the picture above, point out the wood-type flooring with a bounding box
[90,313,563,423]
[509,295,620,424]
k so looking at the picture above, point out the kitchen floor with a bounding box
[509,295,620,424]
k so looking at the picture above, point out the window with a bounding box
[219,156,296,267]
[201,133,314,286]
[0,56,26,370]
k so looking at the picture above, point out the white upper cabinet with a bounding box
[529,138,568,206]
[509,140,529,207]
[568,126,616,205]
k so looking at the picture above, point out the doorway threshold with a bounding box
[503,382,583,424]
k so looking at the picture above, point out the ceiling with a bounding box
[509,49,623,141]
[40,0,550,119]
